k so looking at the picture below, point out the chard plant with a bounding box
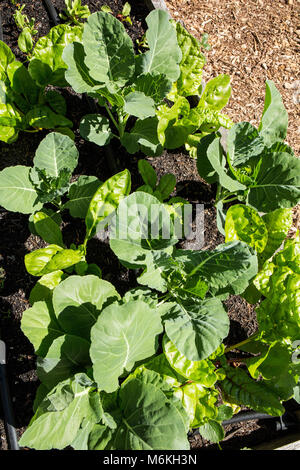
[13,4,38,55]
[59,0,91,26]
[62,9,232,157]
[196,80,300,231]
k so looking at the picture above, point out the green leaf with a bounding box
[21,300,63,356]
[19,374,98,450]
[198,74,231,111]
[163,336,218,387]
[0,40,15,78]
[37,335,91,389]
[79,114,113,146]
[174,382,218,428]
[169,22,205,99]
[109,192,178,269]
[29,24,83,87]
[247,151,300,212]
[220,366,284,416]
[227,122,265,167]
[123,91,155,119]
[52,275,119,341]
[138,159,157,189]
[138,9,181,82]
[33,211,64,246]
[121,117,163,156]
[63,41,101,93]
[25,105,72,130]
[134,73,172,104]
[85,169,131,241]
[33,132,79,178]
[112,379,189,450]
[65,175,102,218]
[82,12,135,86]
[0,165,42,214]
[157,174,176,200]
[258,80,288,147]
[259,208,293,263]
[198,420,224,443]
[7,61,39,108]
[163,297,229,361]
[18,27,33,54]
[29,270,66,304]
[45,90,67,116]
[157,97,193,149]
[90,300,163,392]
[225,204,268,253]
[25,245,83,277]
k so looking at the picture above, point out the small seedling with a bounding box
[60,0,90,25]
[13,4,38,55]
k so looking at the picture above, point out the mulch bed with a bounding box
[0,0,298,451]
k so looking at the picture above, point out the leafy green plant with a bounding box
[0,30,80,143]
[19,188,298,450]
[197,80,300,232]
[13,4,38,55]
[116,2,132,26]
[62,9,231,157]
[60,0,90,26]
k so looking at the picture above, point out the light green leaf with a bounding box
[247,151,300,212]
[29,24,83,87]
[33,210,64,246]
[25,245,83,277]
[198,74,231,111]
[91,300,163,392]
[63,42,101,93]
[0,165,42,214]
[198,420,224,443]
[79,114,112,146]
[123,91,155,119]
[260,208,293,263]
[258,80,288,147]
[29,270,66,304]
[121,117,163,156]
[52,275,119,341]
[33,132,78,178]
[65,175,102,218]
[85,169,131,241]
[139,9,181,82]
[225,204,268,253]
[134,73,172,104]
[163,297,229,361]
[82,12,135,86]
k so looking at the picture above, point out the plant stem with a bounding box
[224,332,259,353]
[104,103,120,135]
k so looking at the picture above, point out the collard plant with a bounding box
[0,23,82,143]
[18,190,298,450]
[196,80,300,232]
[62,9,232,157]
[0,131,131,280]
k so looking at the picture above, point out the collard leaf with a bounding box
[163,297,229,361]
[90,300,163,392]
[37,335,91,389]
[198,420,224,443]
[0,165,42,214]
[112,379,189,450]
[79,114,112,146]
[29,270,66,305]
[247,151,300,212]
[133,73,172,104]
[65,175,102,218]
[225,204,268,253]
[33,132,79,178]
[121,117,163,156]
[19,374,98,450]
[21,300,63,356]
[82,12,135,86]
[109,192,178,269]
[227,122,265,167]
[123,91,155,119]
[138,9,181,82]
[52,275,119,341]
[258,80,288,147]
[63,42,101,93]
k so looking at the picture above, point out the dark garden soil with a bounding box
[0,0,298,451]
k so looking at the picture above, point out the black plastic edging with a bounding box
[43,0,60,26]
[0,341,19,450]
